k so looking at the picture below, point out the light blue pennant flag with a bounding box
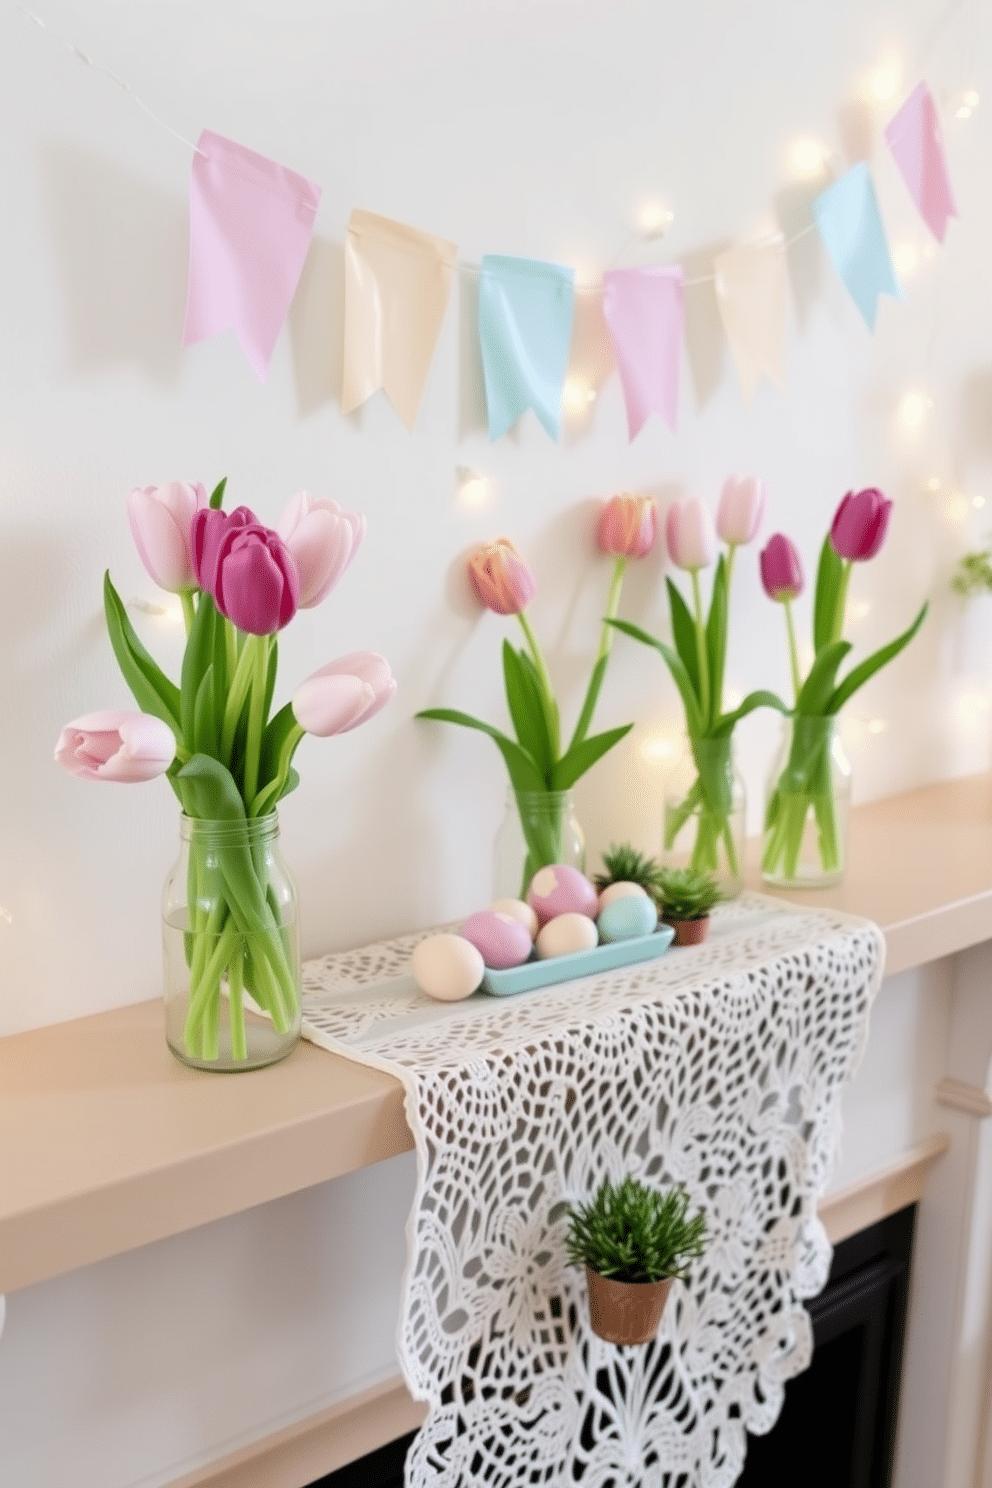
[813,163,902,330]
[478,255,575,440]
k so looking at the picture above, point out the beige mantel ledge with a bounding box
[2,771,989,1298]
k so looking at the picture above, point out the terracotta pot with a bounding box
[665,915,710,947]
[585,1267,673,1345]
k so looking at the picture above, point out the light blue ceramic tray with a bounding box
[480,924,676,997]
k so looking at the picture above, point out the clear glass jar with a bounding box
[762,716,852,888]
[492,788,585,901]
[162,813,301,1071]
[663,735,746,899]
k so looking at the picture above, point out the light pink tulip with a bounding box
[293,652,396,736]
[469,539,536,615]
[277,491,366,609]
[54,710,175,782]
[665,498,717,572]
[716,474,765,547]
[597,493,657,559]
[127,482,209,592]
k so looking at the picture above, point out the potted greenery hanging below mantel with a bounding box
[566,1176,707,1345]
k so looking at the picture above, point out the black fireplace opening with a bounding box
[309,1205,916,1488]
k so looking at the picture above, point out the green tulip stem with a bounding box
[243,635,269,805]
[783,599,802,704]
[690,568,710,725]
[725,545,737,590]
[516,609,560,758]
[831,560,853,645]
[220,640,258,762]
[180,590,196,637]
[569,558,627,751]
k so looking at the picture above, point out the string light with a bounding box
[893,242,919,278]
[562,377,596,415]
[866,718,887,735]
[636,202,675,238]
[897,390,930,435]
[955,89,980,119]
[925,476,942,492]
[868,58,902,103]
[973,496,986,509]
[640,735,678,765]
[946,493,970,522]
[0,905,11,925]
[848,600,871,623]
[128,596,184,624]
[787,138,829,181]
[455,466,490,508]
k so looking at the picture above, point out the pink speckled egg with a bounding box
[527,864,599,926]
[461,909,533,969]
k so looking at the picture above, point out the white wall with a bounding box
[1,1,990,1030]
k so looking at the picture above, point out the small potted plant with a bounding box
[593,842,666,904]
[656,866,721,945]
[566,1176,706,1345]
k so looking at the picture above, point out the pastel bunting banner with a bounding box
[478,255,575,441]
[182,130,321,381]
[713,237,786,402]
[813,163,902,330]
[602,266,683,437]
[884,82,958,243]
[342,210,458,429]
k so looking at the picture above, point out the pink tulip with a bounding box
[716,474,765,547]
[665,498,717,572]
[127,482,209,592]
[597,493,657,559]
[468,539,536,615]
[277,491,366,609]
[830,487,893,562]
[292,652,396,736]
[760,534,804,602]
[192,507,300,635]
[54,710,175,782]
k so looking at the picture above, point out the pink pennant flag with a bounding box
[182,130,322,380]
[884,83,958,243]
[602,266,684,438]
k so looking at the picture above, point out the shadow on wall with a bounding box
[775,182,827,333]
[288,235,345,416]
[682,241,729,411]
[959,371,992,469]
[458,267,488,439]
[39,141,187,386]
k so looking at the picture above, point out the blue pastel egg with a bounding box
[597,893,658,943]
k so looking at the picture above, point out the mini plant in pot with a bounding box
[594,842,666,905]
[656,866,721,945]
[566,1176,706,1345]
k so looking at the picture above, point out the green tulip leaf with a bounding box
[813,535,844,653]
[175,753,246,822]
[503,641,554,780]
[193,664,219,758]
[705,555,728,731]
[666,578,701,704]
[827,601,928,713]
[551,722,633,791]
[796,639,852,716]
[711,689,791,737]
[181,591,218,743]
[103,571,183,739]
[209,478,227,510]
[568,652,609,753]
[608,619,705,738]
[416,707,545,793]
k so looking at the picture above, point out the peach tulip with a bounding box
[597,493,657,559]
[469,539,537,615]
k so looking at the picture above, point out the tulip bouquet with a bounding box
[55,479,395,1066]
[418,495,655,894]
[609,477,785,888]
[760,488,927,884]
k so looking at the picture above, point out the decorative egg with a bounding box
[461,909,533,969]
[411,934,485,1001]
[597,880,650,914]
[597,893,658,943]
[489,897,539,939]
[535,912,599,960]
[527,865,599,926]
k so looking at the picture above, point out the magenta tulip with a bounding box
[191,506,258,597]
[127,481,209,592]
[597,493,657,559]
[469,539,536,615]
[665,498,717,572]
[716,474,765,547]
[293,652,396,736]
[830,488,893,562]
[54,710,175,782]
[277,490,366,609]
[760,534,804,602]
[192,507,300,635]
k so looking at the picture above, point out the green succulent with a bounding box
[952,548,992,597]
[566,1176,706,1284]
[594,843,666,905]
[656,866,721,922]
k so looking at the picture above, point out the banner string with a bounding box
[14,2,207,158]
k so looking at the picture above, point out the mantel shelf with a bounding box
[3,771,990,1295]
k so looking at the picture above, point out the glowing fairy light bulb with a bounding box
[893,242,918,278]
[640,734,677,765]
[788,138,828,180]
[637,201,675,238]
[947,493,970,522]
[866,718,887,735]
[956,90,980,119]
[455,466,490,509]
[562,377,596,415]
[925,476,942,493]
[973,496,986,509]
[897,390,929,435]
[869,58,901,102]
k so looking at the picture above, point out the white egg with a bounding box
[535,912,599,960]
[411,934,485,1001]
[597,881,650,913]
[490,897,539,938]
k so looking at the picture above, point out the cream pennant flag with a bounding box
[713,236,787,402]
[343,210,457,430]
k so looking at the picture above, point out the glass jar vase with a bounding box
[493,788,585,901]
[663,735,746,899]
[163,812,302,1071]
[762,716,852,888]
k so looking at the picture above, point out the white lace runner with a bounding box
[302,894,883,1487]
